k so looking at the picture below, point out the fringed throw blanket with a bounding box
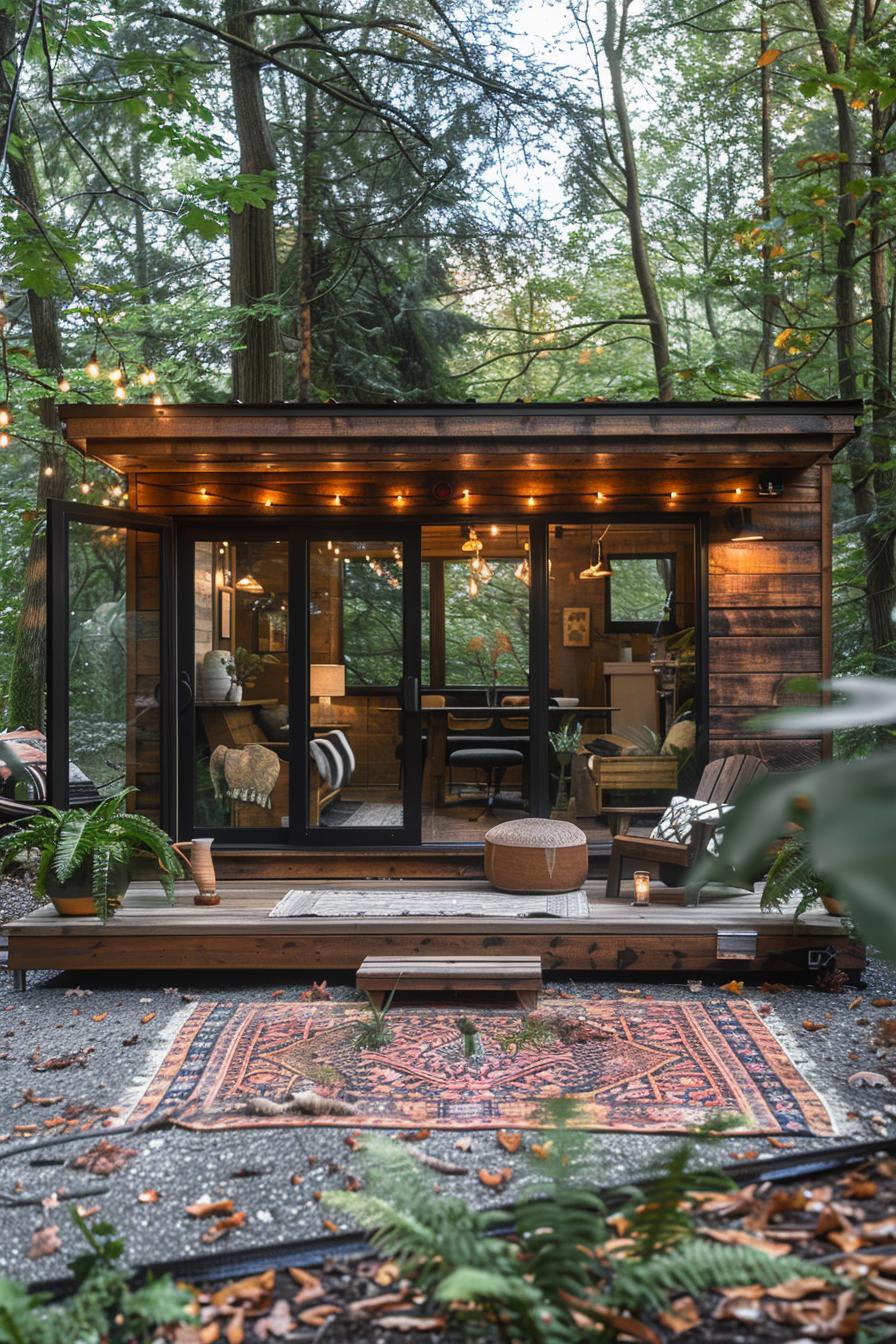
[209,744,280,810]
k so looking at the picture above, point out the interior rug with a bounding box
[318,801,404,828]
[124,1000,833,1135]
[269,887,589,918]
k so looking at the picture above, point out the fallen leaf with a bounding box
[201,1212,246,1244]
[373,1261,402,1287]
[140,1013,156,1024]
[767,1137,794,1148]
[397,1129,430,1142]
[687,981,702,993]
[849,1071,890,1088]
[297,1305,341,1327]
[31,1048,94,1071]
[92,1014,107,1022]
[22,1089,63,1106]
[270,990,284,998]
[767,1277,832,1299]
[762,982,790,994]
[764,1287,858,1335]
[414,1154,468,1175]
[873,999,894,1007]
[728,1150,758,1161]
[322,1220,339,1233]
[138,1189,160,1203]
[802,1020,828,1031]
[866,1276,896,1305]
[616,987,641,996]
[224,1310,244,1344]
[530,1143,553,1159]
[758,1005,772,1016]
[254,1299,295,1339]
[478,1167,512,1188]
[720,980,743,995]
[862,1215,896,1242]
[839,1173,878,1199]
[71,1141,136,1174]
[657,1295,700,1333]
[497,1130,521,1153]
[290,1174,303,1186]
[712,1295,764,1323]
[455,1137,472,1151]
[348,1292,413,1316]
[849,997,862,1009]
[186,1199,234,1218]
[210,1271,275,1307]
[27,1226,61,1259]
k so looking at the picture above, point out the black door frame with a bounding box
[47,501,176,831]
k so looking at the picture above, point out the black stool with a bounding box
[448,747,524,814]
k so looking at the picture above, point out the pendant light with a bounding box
[724,506,764,541]
[579,525,613,579]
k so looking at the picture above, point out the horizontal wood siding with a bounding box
[707,468,826,768]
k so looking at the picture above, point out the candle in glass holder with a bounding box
[633,871,650,905]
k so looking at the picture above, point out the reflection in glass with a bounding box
[68,523,161,816]
[193,538,289,830]
[606,555,676,630]
[309,540,404,829]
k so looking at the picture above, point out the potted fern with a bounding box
[0,788,184,921]
[759,832,842,920]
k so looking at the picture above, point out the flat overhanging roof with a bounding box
[59,399,861,476]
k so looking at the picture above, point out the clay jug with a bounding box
[173,838,219,906]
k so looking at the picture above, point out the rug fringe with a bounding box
[118,1001,200,1124]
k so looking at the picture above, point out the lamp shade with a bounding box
[310,664,345,698]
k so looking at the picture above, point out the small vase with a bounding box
[203,650,232,702]
[227,682,243,703]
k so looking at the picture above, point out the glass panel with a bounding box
[548,522,697,841]
[309,539,404,828]
[421,523,530,835]
[193,538,289,829]
[67,522,162,817]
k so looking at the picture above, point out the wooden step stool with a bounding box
[356,955,542,1010]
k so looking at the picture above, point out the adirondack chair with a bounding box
[604,754,769,905]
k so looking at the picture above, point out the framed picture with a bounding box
[563,606,591,647]
[219,588,232,641]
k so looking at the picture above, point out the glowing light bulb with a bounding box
[596,492,604,502]
[108,368,122,382]
[264,499,272,507]
[57,376,70,394]
[0,407,9,426]
[490,525,499,536]
[528,496,535,507]
[735,487,742,495]
[147,369,156,384]
[200,488,207,496]
[114,383,127,400]
[101,498,110,507]
[44,465,54,477]
[397,493,404,504]
[462,489,469,500]
[334,495,341,506]
[86,354,100,378]
[151,395,162,405]
[670,491,678,499]
[469,575,478,596]
[0,434,9,448]
[111,485,122,496]
[80,482,90,494]
[327,540,333,550]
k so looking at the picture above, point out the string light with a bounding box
[108,367,122,383]
[528,496,535,507]
[43,465,53,477]
[334,494,341,506]
[57,375,70,394]
[114,382,127,400]
[151,394,162,406]
[137,367,157,386]
[670,491,678,499]
[490,525,499,536]
[101,498,110,507]
[80,482,90,494]
[264,499,272,507]
[200,488,207,496]
[0,406,10,426]
[0,434,9,449]
[735,487,742,495]
[86,352,99,379]
[396,493,404,504]
[462,489,469,501]
[596,492,604,502]
[111,485,122,497]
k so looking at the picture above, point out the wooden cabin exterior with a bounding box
[2,399,863,988]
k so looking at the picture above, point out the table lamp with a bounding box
[310,663,345,723]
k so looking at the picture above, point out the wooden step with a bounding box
[357,954,543,1009]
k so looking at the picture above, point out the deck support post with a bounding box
[12,968,26,992]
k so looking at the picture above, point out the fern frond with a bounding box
[610,1240,836,1315]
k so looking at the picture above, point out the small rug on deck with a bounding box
[318,801,404,828]
[268,888,589,918]
[124,1000,832,1136]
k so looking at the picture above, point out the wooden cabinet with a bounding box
[603,663,658,734]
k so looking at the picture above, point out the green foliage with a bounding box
[760,833,832,921]
[223,646,264,688]
[352,982,400,1051]
[329,1106,829,1341]
[0,1211,190,1344]
[0,788,184,920]
[692,678,896,961]
[498,1015,557,1051]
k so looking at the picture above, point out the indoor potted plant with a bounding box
[759,831,844,921]
[0,788,184,921]
[223,646,264,702]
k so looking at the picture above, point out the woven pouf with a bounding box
[484,817,588,894]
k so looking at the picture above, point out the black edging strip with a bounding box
[25,1131,896,1296]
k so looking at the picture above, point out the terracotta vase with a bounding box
[173,838,219,906]
[821,894,845,918]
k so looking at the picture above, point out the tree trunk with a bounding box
[759,4,775,397]
[602,0,672,399]
[225,0,283,402]
[297,84,317,403]
[0,11,69,729]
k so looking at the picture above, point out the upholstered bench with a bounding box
[484,817,588,894]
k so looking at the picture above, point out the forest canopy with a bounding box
[0,0,894,723]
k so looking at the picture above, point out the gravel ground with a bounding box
[2,873,896,1292]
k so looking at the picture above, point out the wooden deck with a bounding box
[3,880,864,987]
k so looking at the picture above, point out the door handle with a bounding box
[401,675,420,713]
[178,669,194,713]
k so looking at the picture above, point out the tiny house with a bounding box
[4,399,862,987]
[50,398,857,854]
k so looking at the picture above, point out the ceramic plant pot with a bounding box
[44,861,130,917]
[821,894,846,918]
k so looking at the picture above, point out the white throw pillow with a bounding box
[650,796,733,855]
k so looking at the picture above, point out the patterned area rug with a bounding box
[269,888,589,918]
[319,801,404,828]
[125,1000,832,1136]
